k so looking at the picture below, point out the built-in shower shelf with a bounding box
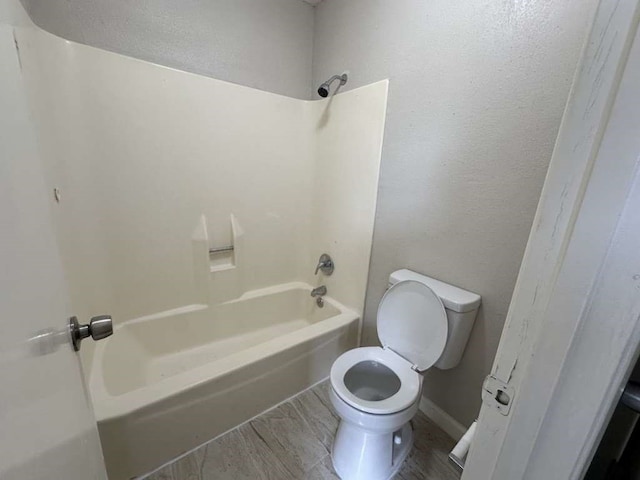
[209,244,235,272]
[207,214,243,273]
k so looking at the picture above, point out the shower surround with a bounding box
[16,26,387,479]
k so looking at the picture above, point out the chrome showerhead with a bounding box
[318,84,330,97]
[317,73,348,98]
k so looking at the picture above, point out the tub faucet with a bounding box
[311,285,327,308]
[311,286,327,297]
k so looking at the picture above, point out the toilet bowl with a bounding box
[329,269,481,480]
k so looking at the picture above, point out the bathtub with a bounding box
[88,282,359,480]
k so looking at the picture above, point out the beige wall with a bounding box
[19,0,315,99]
[313,0,598,427]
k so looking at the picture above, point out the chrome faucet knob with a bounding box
[315,253,334,275]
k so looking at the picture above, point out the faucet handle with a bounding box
[315,254,334,276]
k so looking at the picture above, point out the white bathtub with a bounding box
[88,282,359,480]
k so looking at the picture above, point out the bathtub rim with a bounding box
[88,281,359,421]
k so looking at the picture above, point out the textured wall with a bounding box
[19,0,314,99]
[313,0,597,426]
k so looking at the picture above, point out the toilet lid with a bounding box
[377,280,448,372]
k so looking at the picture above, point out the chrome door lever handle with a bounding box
[69,315,113,351]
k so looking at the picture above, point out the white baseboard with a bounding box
[418,396,467,442]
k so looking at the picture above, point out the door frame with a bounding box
[464,0,640,478]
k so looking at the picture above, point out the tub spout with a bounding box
[311,286,327,297]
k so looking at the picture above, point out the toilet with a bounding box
[329,269,481,480]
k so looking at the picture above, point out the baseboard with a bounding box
[418,396,467,442]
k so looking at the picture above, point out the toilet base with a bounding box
[331,421,414,480]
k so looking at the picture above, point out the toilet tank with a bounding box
[388,269,481,370]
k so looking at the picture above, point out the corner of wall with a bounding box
[419,394,467,442]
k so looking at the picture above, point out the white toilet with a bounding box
[329,269,481,480]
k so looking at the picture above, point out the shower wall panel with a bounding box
[16,25,387,355]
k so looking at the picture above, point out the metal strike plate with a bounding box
[482,375,515,416]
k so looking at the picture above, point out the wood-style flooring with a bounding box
[144,380,461,480]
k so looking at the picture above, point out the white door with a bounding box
[0,9,108,480]
[464,0,640,478]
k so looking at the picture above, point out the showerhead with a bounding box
[317,73,348,98]
[318,85,330,98]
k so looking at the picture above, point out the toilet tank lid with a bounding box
[389,269,481,313]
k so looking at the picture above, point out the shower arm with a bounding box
[325,74,347,86]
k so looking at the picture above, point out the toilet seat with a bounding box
[331,280,448,415]
[331,347,421,415]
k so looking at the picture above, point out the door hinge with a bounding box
[482,375,514,416]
